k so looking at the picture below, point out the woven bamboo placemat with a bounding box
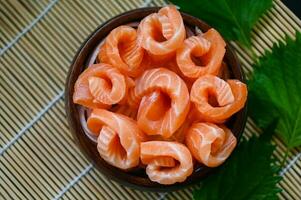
[1,0,300,199]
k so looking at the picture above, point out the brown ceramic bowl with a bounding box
[65,7,247,192]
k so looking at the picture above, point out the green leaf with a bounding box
[193,136,281,200]
[171,0,272,48]
[248,32,301,148]
[259,118,279,142]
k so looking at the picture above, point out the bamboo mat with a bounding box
[0,0,300,199]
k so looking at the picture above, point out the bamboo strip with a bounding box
[1,0,301,199]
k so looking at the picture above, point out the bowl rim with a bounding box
[65,6,248,192]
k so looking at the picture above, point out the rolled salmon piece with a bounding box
[129,68,190,138]
[176,29,226,79]
[186,122,237,167]
[99,26,147,77]
[140,141,193,184]
[139,5,185,56]
[190,75,247,123]
[73,63,127,109]
[87,109,145,170]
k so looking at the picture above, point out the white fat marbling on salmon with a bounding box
[140,141,193,185]
[132,68,189,138]
[88,109,144,170]
[186,123,237,167]
[139,6,185,55]
[190,75,247,123]
[73,63,127,109]
[176,29,225,79]
[101,26,146,77]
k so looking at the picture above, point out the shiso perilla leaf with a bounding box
[193,124,281,200]
[248,32,301,148]
[171,0,272,48]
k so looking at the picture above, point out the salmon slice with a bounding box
[99,26,146,77]
[149,50,175,64]
[73,64,127,108]
[186,103,209,123]
[148,57,195,91]
[137,89,190,143]
[186,122,237,167]
[149,156,176,167]
[137,90,170,135]
[190,75,247,123]
[87,109,145,170]
[138,14,174,63]
[177,29,225,79]
[158,14,174,40]
[169,117,193,143]
[97,42,110,64]
[110,104,138,120]
[140,141,193,184]
[145,122,190,143]
[139,5,185,56]
[137,91,192,141]
[129,68,190,138]
[164,59,195,90]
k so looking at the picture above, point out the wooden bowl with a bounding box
[65,7,247,192]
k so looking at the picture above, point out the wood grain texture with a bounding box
[1,0,300,199]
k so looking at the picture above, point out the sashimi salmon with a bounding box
[186,122,237,167]
[140,91,192,143]
[129,68,190,138]
[137,90,168,132]
[97,42,110,64]
[146,57,195,90]
[190,75,247,123]
[87,109,145,170]
[140,141,193,185]
[72,5,248,183]
[164,58,195,90]
[98,26,146,77]
[73,64,127,109]
[110,104,137,119]
[177,29,226,79]
[139,6,185,56]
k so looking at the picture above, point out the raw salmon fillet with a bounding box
[129,68,190,138]
[87,109,145,170]
[140,141,193,184]
[186,122,237,167]
[152,58,195,90]
[139,91,192,143]
[177,29,226,79]
[98,26,146,77]
[73,64,127,109]
[139,5,185,56]
[190,75,247,123]
[110,104,137,119]
[97,42,110,64]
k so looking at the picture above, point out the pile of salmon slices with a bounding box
[73,5,248,185]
